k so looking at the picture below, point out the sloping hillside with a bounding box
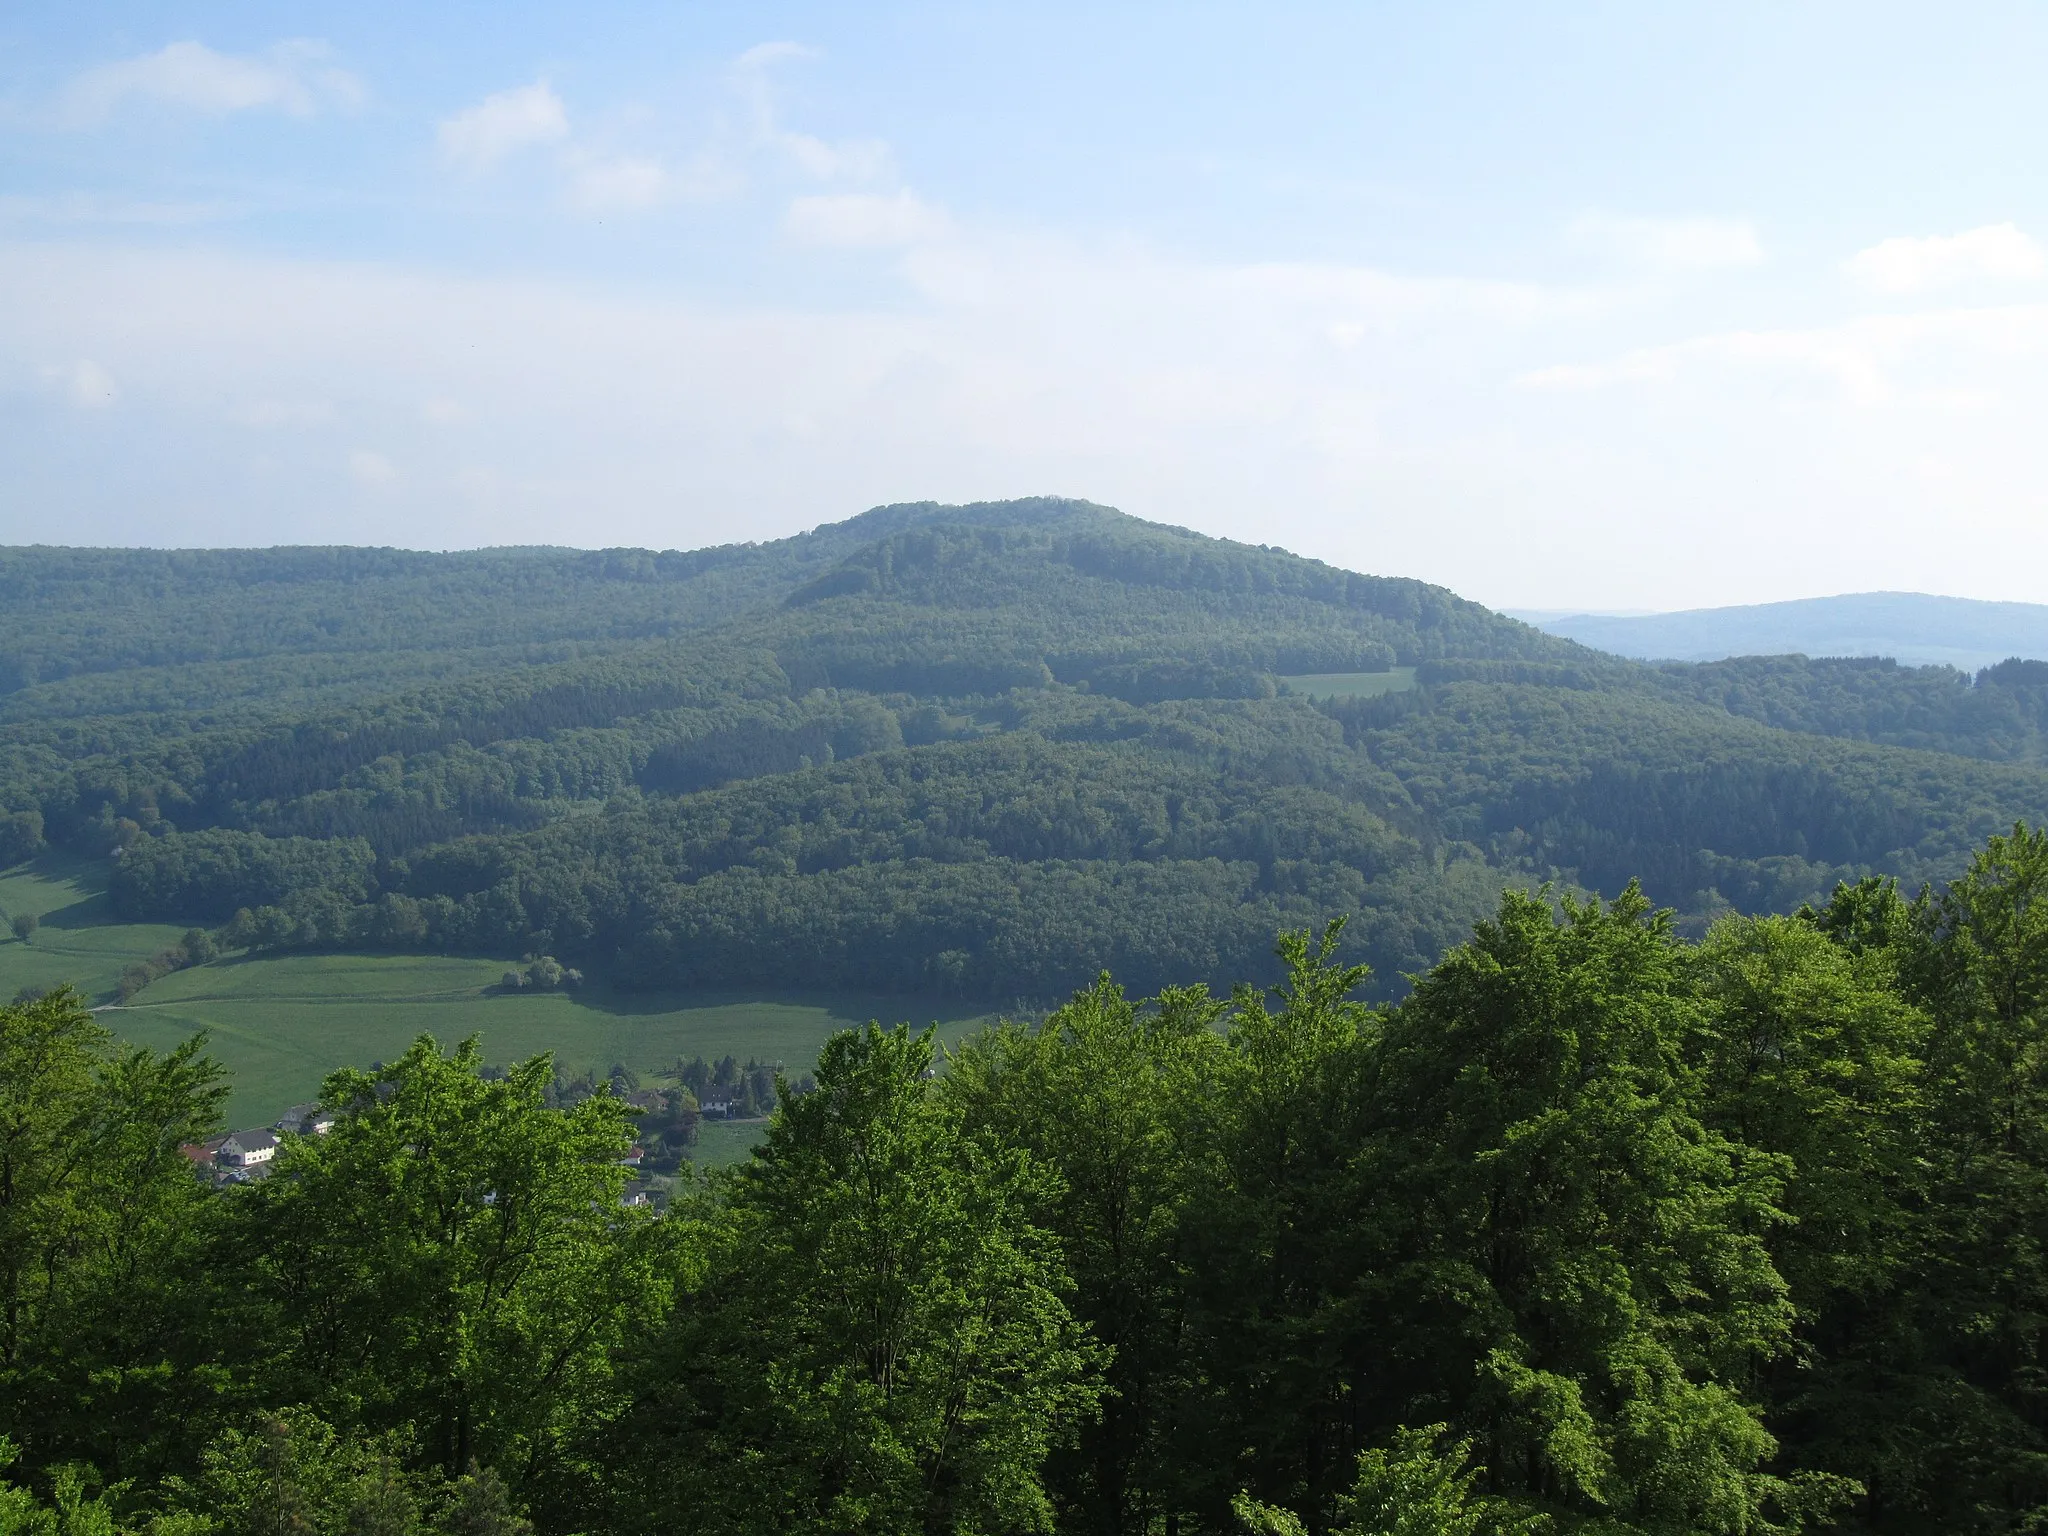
[3,499,2045,1002]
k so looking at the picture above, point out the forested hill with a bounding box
[4,496,2048,1001]
[0,498,1547,717]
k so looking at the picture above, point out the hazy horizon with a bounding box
[5,509,2048,626]
[7,3,2048,612]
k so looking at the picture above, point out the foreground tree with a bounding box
[611,1023,1103,1536]
[1175,922,1380,1527]
[149,1408,535,1536]
[949,977,1224,1535]
[1233,1426,1549,1536]
[223,1037,665,1500]
[1355,887,1842,1534]
[0,989,226,1484]
[1811,827,2048,1530]
[1688,911,1930,1524]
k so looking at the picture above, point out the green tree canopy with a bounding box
[613,1023,1104,1536]
[226,1038,663,1491]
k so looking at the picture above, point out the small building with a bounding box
[217,1129,279,1169]
[619,1145,646,1169]
[275,1103,336,1136]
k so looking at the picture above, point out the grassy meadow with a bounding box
[1278,666,1419,699]
[0,853,990,1129]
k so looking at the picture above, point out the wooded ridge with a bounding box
[0,498,2043,1002]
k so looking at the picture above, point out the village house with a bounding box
[179,1136,227,1170]
[274,1102,337,1136]
[217,1129,279,1169]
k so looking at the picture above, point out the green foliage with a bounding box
[116,928,220,1001]
[0,990,228,1482]
[0,1445,123,1536]
[6,498,2048,1012]
[948,977,1223,1531]
[610,1023,1104,1536]
[1230,1426,1554,1536]
[27,821,2048,1530]
[1691,914,1925,1314]
[226,1038,664,1485]
[1370,888,1796,1534]
[0,813,44,869]
[24,497,2048,1533]
[1339,1426,1548,1536]
[153,1411,534,1536]
[1651,652,2048,762]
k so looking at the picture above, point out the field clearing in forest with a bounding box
[1278,666,1419,698]
[0,854,991,1129]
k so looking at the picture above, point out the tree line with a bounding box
[1648,654,2048,763]
[10,824,2048,1533]
[100,678,2048,1004]
[9,499,2048,1012]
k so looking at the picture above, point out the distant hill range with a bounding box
[8,502,2048,1006]
[1518,592,2048,673]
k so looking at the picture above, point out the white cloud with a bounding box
[13,232,2048,607]
[777,133,891,181]
[566,154,669,212]
[1847,224,2047,295]
[348,449,397,485]
[1520,304,2048,406]
[41,359,119,408]
[419,398,470,425]
[733,41,816,71]
[1569,213,1763,271]
[428,44,880,217]
[730,42,890,181]
[438,88,708,212]
[437,82,569,170]
[62,40,362,124]
[786,191,952,248]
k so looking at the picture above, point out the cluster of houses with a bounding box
[179,1100,662,1208]
[179,1102,336,1186]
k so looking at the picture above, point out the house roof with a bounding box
[223,1129,279,1153]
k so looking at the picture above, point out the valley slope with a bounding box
[3,498,2046,1084]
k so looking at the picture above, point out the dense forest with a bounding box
[10,822,2048,1534]
[3,497,2047,1002]
[11,499,2048,1533]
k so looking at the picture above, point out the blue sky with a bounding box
[4,2,2048,608]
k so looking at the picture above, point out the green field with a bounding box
[0,851,194,999]
[691,1118,771,1168]
[0,854,990,1129]
[1278,667,1419,699]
